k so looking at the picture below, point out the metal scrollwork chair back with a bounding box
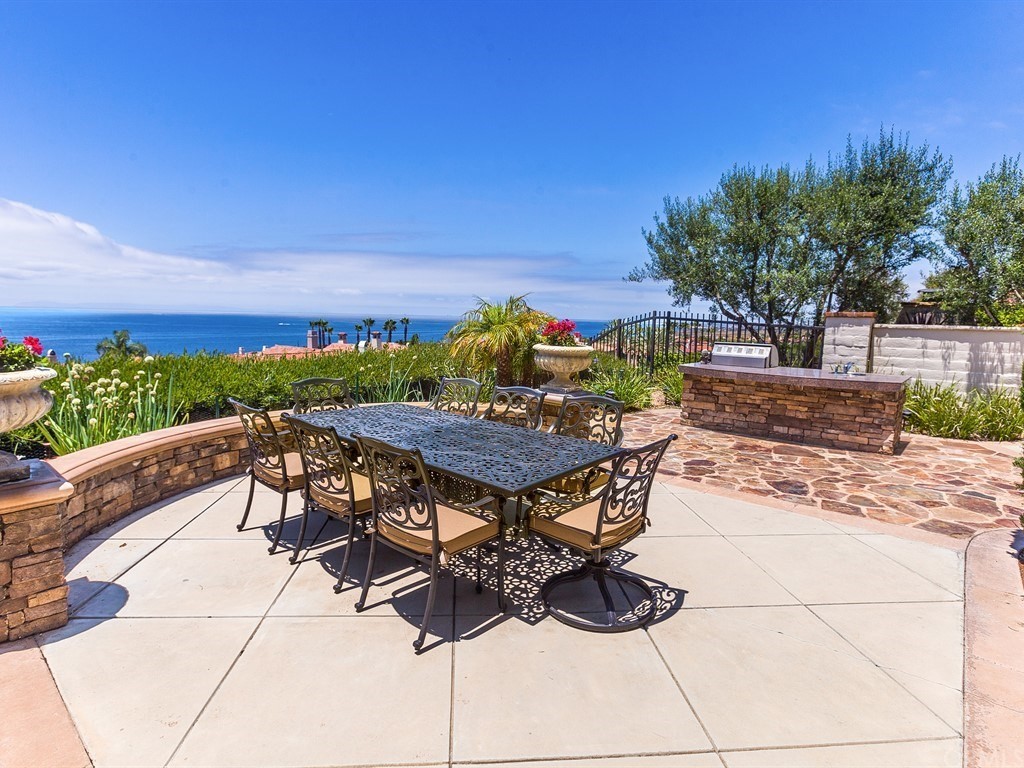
[551,393,625,447]
[529,434,677,633]
[429,377,483,417]
[482,386,547,429]
[354,434,505,650]
[281,416,373,587]
[291,377,356,413]
[229,397,304,555]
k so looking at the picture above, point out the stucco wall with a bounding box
[872,325,1024,391]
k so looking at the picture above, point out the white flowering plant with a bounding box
[35,357,181,454]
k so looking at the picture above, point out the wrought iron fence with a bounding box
[590,311,824,373]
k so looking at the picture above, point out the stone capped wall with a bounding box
[1,415,252,643]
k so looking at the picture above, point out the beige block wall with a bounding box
[822,313,875,372]
[872,325,1024,391]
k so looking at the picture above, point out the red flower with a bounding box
[22,336,43,356]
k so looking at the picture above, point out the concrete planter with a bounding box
[533,344,594,393]
[0,366,57,482]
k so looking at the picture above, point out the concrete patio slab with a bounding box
[458,754,724,767]
[85,492,218,540]
[729,534,961,604]
[73,539,295,618]
[451,614,712,762]
[851,533,965,594]
[672,489,847,536]
[623,536,799,609]
[41,617,257,768]
[169,616,453,767]
[65,537,163,613]
[649,606,958,750]
[722,738,962,767]
[643,492,720,536]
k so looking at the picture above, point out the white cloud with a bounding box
[0,199,673,319]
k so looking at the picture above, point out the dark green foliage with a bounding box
[95,329,148,357]
[904,380,1024,441]
[930,156,1024,325]
[633,129,951,341]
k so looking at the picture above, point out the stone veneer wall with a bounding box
[681,374,906,453]
[1,415,252,643]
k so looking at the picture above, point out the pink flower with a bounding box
[23,336,43,356]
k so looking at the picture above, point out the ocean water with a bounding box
[0,308,611,360]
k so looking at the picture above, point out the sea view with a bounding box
[0,308,610,360]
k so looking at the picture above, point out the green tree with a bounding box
[383,319,397,343]
[363,317,375,344]
[354,324,363,345]
[400,317,410,344]
[447,295,550,386]
[930,156,1024,325]
[96,329,148,357]
[633,130,951,349]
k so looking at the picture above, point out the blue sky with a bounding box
[1,0,1022,319]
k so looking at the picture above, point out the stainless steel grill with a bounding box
[710,342,779,369]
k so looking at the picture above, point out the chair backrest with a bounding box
[552,394,625,446]
[282,414,361,512]
[429,377,482,417]
[355,434,439,551]
[291,377,356,413]
[229,397,292,481]
[594,434,677,546]
[483,386,546,429]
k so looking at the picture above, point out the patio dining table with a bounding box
[290,402,625,501]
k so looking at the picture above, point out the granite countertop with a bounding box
[679,363,909,391]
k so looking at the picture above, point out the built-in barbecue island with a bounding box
[680,343,909,454]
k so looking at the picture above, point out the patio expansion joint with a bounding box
[714,734,964,758]
[69,489,229,618]
[847,534,965,599]
[161,542,305,768]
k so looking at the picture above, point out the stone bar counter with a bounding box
[679,363,910,454]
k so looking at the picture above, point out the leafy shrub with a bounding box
[583,359,652,410]
[904,380,1024,441]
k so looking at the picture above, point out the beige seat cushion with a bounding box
[542,468,609,497]
[530,498,643,551]
[310,471,373,517]
[377,503,499,561]
[254,451,305,490]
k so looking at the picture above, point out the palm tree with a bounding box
[96,329,148,357]
[354,324,363,345]
[447,295,550,386]
[363,317,375,343]
[383,319,397,344]
[400,317,411,344]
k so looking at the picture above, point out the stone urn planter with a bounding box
[0,367,57,483]
[533,344,595,393]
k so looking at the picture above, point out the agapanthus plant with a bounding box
[0,330,44,373]
[538,319,584,346]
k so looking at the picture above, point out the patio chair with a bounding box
[281,415,373,586]
[291,377,356,413]
[482,385,547,429]
[529,434,677,632]
[542,393,625,497]
[229,398,304,554]
[354,434,506,650]
[429,376,483,417]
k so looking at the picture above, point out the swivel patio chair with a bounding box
[542,393,625,497]
[291,377,356,413]
[229,398,304,555]
[281,415,374,586]
[529,434,677,632]
[354,434,506,650]
[482,385,547,429]
[429,377,483,417]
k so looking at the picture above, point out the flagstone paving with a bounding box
[624,407,1024,538]
[11,474,967,767]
